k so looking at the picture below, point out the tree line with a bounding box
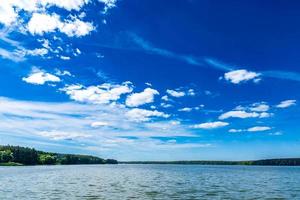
[0,145,117,165]
[121,159,300,166]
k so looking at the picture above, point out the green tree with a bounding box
[38,154,57,165]
[0,150,13,163]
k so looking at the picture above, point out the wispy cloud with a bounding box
[129,34,300,83]
[204,58,234,71]
[0,97,203,159]
[207,58,300,83]
[129,32,203,66]
[262,70,300,82]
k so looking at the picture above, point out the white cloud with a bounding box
[160,103,172,108]
[250,103,270,112]
[193,121,229,129]
[224,69,261,84]
[27,13,62,35]
[229,126,272,133]
[219,110,270,120]
[166,89,185,97]
[24,48,49,56]
[0,0,91,26]
[126,88,159,107]
[98,0,117,13]
[0,97,202,160]
[276,100,296,108]
[178,107,193,112]
[37,130,91,140]
[0,2,18,26]
[60,18,95,37]
[55,69,72,76]
[126,108,170,122]
[60,56,71,60]
[161,95,169,101]
[27,13,94,37]
[41,0,90,11]
[62,82,133,104]
[22,69,61,85]
[247,126,271,132]
[228,129,243,133]
[269,132,283,136]
[0,97,189,139]
[0,48,26,62]
[178,105,204,112]
[259,112,272,118]
[187,89,195,96]
[219,110,259,120]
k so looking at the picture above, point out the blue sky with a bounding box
[0,0,300,161]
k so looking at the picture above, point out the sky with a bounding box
[0,0,300,161]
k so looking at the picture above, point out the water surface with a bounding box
[1,164,300,199]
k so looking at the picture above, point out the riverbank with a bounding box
[0,145,118,166]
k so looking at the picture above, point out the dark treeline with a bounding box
[121,159,300,166]
[0,145,117,165]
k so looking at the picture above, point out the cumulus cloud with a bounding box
[62,82,133,104]
[224,69,261,84]
[166,89,185,97]
[250,103,270,112]
[27,13,94,37]
[126,108,170,122]
[276,100,296,108]
[165,88,195,98]
[126,88,159,107]
[219,110,270,120]
[0,0,91,26]
[22,69,61,85]
[193,121,229,129]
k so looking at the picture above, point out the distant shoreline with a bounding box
[120,158,300,166]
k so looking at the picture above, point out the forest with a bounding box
[0,145,117,166]
[121,159,300,166]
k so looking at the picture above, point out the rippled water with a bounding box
[1,164,300,199]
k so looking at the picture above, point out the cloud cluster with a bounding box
[193,121,229,129]
[0,1,95,36]
[229,126,271,133]
[224,69,261,84]
[276,100,296,108]
[126,108,170,122]
[27,13,95,37]
[61,82,133,104]
[0,97,204,159]
[126,88,159,107]
[219,110,270,120]
[219,102,273,120]
[22,68,61,85]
